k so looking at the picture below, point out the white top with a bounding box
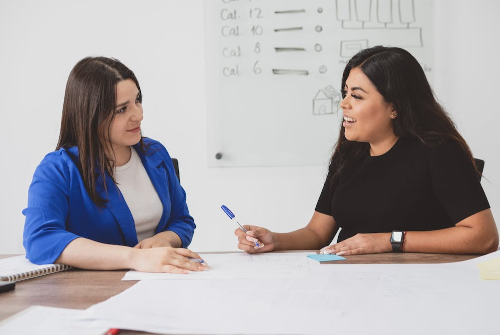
[115,147,163,242]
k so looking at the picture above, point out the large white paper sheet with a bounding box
[85,251,500,335]
[0,306,107,335]
[122,252,314,280]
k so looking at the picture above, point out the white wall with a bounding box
[0,0,499,254]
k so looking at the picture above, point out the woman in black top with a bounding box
[235,46,498,255]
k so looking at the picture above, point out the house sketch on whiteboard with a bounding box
[313,85,341,116]
[336,0,423,58]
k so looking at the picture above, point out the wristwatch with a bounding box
[390,231,404,252]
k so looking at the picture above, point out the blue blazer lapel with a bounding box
[68,146,139,247]
[100,173,139,247]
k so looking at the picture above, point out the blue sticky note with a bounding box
[307,254,346,262]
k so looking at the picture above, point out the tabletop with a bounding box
[0,252,480,334]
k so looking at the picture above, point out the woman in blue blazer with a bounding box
[23,57,206,274]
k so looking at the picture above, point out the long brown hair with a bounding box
[331,46,475,182]
[57,57,145,207]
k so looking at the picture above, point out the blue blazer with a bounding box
[23,138,196,264]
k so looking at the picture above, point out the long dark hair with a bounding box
[331,46,474,181]
[57,57,145,207]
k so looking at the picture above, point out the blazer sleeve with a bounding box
[157,145,196,248]
[22,152,80,264]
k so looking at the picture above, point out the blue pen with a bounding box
[221,205,260,247]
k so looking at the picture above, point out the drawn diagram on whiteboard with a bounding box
[313,85,341,116]
[340,39,369,58]
[205,0,432,167]
[336,0,423,58]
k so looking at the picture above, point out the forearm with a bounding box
[322,210,498,256]
[405,226,498,254]
[56,237,207,274]
[274,227,328,251]
[405,209,498,254]
[55,237,137,270]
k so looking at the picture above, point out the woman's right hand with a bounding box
[130,247,208,274]
[235,225,275,254]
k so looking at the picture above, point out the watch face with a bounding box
[392,231,403,243]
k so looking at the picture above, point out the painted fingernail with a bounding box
[320,247,332,254]
[188,257,204,263]
[246,235,258,243]
[336,251,346,256]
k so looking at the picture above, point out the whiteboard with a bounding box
[205,0,434,167]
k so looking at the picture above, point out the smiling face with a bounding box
[340,67,397,151]
[109,79,143,158]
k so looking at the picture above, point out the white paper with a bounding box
[85,251,500,335]
[122,252,314,280]
[0,306,108,335]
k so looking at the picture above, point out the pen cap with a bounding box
[221,205,235,219]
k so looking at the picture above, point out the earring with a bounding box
[391,112,397,119]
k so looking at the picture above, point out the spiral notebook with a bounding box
[0,255,71,282]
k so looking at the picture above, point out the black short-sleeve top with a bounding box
[315,138,490,242]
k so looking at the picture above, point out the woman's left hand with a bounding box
[320,233,392,256]
[134,231,181,249]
